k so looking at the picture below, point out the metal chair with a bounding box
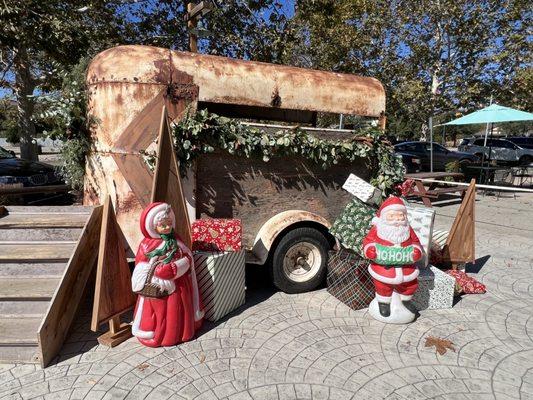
[511,165,533,187]
[490,168,515,200]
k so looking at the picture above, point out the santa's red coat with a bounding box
[132,237,202,347]
[362,225,422,285]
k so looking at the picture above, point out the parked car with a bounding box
[395,151,422,173]
[458,137,533,165]
[506,136,533,150]
[0,146,70,204]
[394,141,478,171]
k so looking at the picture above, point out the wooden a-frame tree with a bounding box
[90,106,194,347]
[151,106,192,247]
[441,179,476,269]
[91,196,136,346]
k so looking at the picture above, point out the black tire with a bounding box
[458,158,472,165]
[519,155,532,166]
[269,227,330,294]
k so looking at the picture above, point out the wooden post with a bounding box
[91,196,136,347]
[187,2,198,53]
[378,112,387,131]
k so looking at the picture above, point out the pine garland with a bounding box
[143,110,405,196]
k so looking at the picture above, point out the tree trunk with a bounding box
[13,46,38,161]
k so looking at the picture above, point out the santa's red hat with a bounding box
[372,196,407,225]
[140,202,176,239]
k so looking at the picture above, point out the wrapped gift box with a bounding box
[342,174,381,204]
[194,251,245,322]
[327,249,374,311]
[412,265,455,310]
[329,198,377,257]
[192,219,242,252]
[405,204,435,268]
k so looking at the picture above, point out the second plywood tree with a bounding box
[91,196,136,346]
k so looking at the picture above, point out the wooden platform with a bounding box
[0,206,98,365]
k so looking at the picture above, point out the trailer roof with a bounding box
[87,45,385,122]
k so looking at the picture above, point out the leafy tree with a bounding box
[116,1,295,63]
[290,0,532,139]
[0,1,123,160]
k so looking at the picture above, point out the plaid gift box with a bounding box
[192,219,242,252]
[326,249,375,311]
[412,265,455,310]
[194,251,246,322]
[342,174,381,205]
[329,198,377,257]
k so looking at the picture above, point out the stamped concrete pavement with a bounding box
[1,193,532,400]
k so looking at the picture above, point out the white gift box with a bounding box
[412,266,455,310]
[342,174,381,204]
[193,251,246,322]
[405,205,435,268]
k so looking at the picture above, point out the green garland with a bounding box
[144,110,404,196]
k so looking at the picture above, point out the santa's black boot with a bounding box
[378,302,391,317]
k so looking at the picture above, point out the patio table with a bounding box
[404,172,466,207]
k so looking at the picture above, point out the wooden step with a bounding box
[0,301,49,318]
[0,346,41,364]
[5,205,92,214]
[0,317,41,345]
[0,262,66,278]
[0,242,75,262]
[0,277,60,300]
[0,227,83,241]
[0,213,88,229]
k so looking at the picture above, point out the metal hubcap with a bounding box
[282,242,322,283]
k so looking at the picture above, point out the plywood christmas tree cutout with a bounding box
[91,195,136,346]
[442,179,476,269]
[151,106,192,248]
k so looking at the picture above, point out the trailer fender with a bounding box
[251,210,333,265]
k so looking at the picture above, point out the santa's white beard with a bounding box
[375,219,410,245]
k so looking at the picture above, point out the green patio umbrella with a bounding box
[442,103,532,180]
[444,103,533,125]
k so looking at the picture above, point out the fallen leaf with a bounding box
[424,336,456,355]
[136,363,150,371]
[199,353,206,363]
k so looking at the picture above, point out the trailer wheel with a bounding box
[270,227,330,294]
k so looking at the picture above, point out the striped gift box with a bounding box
[193,251,245,322]
[405,204,436,268]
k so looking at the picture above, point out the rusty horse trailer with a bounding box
[84,45,386,293]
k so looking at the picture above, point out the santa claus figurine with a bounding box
[362,196,423,324]
[131,202,204,347]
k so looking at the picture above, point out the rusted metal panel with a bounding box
[87,45,386,120]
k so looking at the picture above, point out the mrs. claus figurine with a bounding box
[131,202,204,347]
[362,196,423,324]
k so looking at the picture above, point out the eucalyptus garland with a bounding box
[145,110,405,196]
